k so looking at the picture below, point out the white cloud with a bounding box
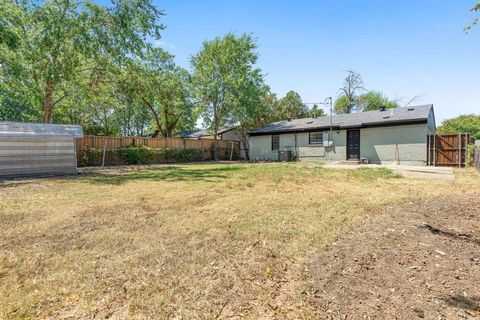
[153,40,176,50]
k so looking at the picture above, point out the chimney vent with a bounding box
[379,105,386,111]
[287,117,292,122]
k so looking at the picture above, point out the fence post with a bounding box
[102,136,107,167]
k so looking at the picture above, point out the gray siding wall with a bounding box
[249,123,429,165]
[0,137,77,177]
[360,124,428,166]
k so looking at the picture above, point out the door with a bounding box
[346,129,360,160]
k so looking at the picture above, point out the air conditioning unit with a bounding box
[278,150,294,162]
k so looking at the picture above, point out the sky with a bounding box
[149,0,479,124]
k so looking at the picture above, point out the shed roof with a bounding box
[249,105,433,135]
[0,122,84,138]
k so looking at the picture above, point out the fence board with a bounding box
[75,135,240,167]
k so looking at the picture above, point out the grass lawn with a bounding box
[1,163,479,319]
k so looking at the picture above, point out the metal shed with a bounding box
[0,122,84,178]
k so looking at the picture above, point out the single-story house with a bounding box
[248,104,436,166]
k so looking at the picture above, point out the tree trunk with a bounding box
[213,102,219,161]
[213,132,219,161]
[42,80,55,123]
[142,97,165,137]
[241,130,249,160]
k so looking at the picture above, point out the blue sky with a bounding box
[152,0,479,123]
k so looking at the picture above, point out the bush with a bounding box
[78,146,205,166]
[118,146,153,165]
[77,145,238,167]
[467,144,477,167]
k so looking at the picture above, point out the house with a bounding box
[0,121,84,178]
[248,105,436,166]
[178,129,214,140]
[177,127,241,141]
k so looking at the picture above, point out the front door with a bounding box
[346,129,360,160]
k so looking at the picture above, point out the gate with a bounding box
[427,133,470,167]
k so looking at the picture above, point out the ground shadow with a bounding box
[78,165,243,185]
[443,294,480,312]
[421,224,480,246]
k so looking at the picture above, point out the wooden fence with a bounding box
[427,133,470,167]
[475,147,480,171]
[75,135,240,167]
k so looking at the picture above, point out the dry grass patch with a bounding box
[1,163,479,319]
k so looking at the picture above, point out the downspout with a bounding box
[294,132,298,160]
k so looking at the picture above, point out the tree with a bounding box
[277,90,308,119]
[464,2,480,33]
[308,104,326,118]
[0,0,164,123]
[437,114,480,140]
[335,70,365,113]
[191,33,263,159]
[120,49,197,137]
[357,91,399,111]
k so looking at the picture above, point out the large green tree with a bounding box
[191,33,265,159]
[334,70,365,113]
[121,49,197,137]
[0,0,164,123]
[437,114,480,140]
[357,91,399,111]
[277,90,308,119]
[308,104,326,118]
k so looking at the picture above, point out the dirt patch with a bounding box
[308,192,480,319]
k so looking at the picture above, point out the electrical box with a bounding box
[323,131,334,147]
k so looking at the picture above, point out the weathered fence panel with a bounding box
[75,135,240,167]
[427,133,470,167]
[475,148,480,171]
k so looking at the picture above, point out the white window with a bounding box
[309,131,333,146]
[309,132,323,145]
[272,134,280,151]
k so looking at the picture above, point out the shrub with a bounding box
[466,144,476,167]
[118,146,153,165]
[94,146,204,165]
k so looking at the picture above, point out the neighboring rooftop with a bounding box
[178,127,233,139]
[249,105,434,135]
[177,129,210,139]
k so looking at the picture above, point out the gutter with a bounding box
[249,119,427,136]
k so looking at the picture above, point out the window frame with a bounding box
[271,134,280,151]
[309,131,324,145]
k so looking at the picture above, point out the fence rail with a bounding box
[75,135,240,167]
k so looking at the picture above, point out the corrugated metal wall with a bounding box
[0,122,83,178]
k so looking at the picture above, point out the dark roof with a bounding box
[177,129,210,138]
[0,121,84,138]
[249,105,433,135]
[178,127,234,138]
